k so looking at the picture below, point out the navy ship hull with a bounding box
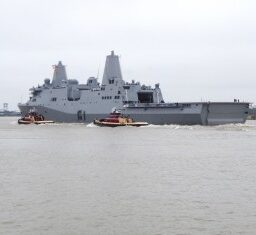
[18,102,248,125]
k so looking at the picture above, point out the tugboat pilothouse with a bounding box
[18,51,249,125]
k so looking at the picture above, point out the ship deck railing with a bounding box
[124,103,186,108]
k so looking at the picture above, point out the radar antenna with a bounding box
[97,63,100,79]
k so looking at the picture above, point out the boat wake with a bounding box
[86,123,98,128]
[140,124,195,130]
[138,120,256,131]
[214,121,256,132]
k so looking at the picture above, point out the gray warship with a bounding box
[18,51,249,125]
[0,103,20,117]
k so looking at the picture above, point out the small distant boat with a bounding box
[93,111,148,127]
[18,112,54,125]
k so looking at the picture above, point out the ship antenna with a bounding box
[97,63,100,79]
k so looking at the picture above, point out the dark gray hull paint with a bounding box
[18,102,249,125]
[201,102,248,125]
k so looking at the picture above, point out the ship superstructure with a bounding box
[18,51,249,125]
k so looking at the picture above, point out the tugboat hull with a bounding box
[18,111,54,125]
[93,119,148,127]
[18,119,33,124]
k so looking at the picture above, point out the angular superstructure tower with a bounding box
[102,51,124,85]
[52,61,68,87]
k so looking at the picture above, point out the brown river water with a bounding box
[1,117,256,235]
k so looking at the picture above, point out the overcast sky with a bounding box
[0,0,256,110]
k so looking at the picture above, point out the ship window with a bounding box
[138,92,153,103]
[123,101,135,104]
[118,91,121,94]
[109,79,114,84]
[115,96,120,99]
[183,104,191,107]
[51,97,57,102]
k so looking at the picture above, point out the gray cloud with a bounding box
[0,0,255,109]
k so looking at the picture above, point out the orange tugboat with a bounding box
[18,112,54,124]
[93,111,148,127]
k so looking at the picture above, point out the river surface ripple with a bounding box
[1,117,256,235]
